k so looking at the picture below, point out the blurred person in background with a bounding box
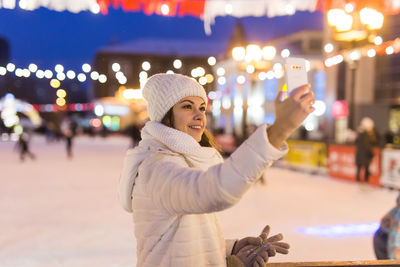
[119,73,315,267]
[64,129,73,159]
[45,121,56,143]
[62,118,77,159]
[355,117,379,184]
[214,128,236,157]
[126,123,142,148]
[384,129,395,147]
[16,132,35,161]
[374,194,400,259]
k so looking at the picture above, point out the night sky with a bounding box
[0,7,323,71]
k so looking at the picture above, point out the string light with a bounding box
[77,73,87,82]
[28,63,38,72]
[112,63,121,72]
[15,68,23,77]
[374,36,383,45]
[367,49,376,57]
[55,64,64,73]
[57,73,66,81]
[6,63,15,72]
[0,67,6,76]
[281,49,290,58]
[216,67,225,76]
[161,4,169,15]
[0,62,109,84]
[91,71,100,80]
[207,57,217,66]
[237,75,246,84]
[82,63,91,73]
[66,70,76,79]
[50,79,61,88]
[142,61,151,71]
[36,70,45,79]
[224,3,233,14]
[22,69,30,78]
[98,74,107,83]
[246,65,255,74]
[262,46,276,60]
[218,77,226,85]
[386,46,394,55]
[56,89,67,98]
[173,59,182,69]
[56,98,66,106]
[324,43,334,53]
[44,70,53,79]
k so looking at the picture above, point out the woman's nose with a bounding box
[194,109,204,119]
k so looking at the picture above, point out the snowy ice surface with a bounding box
[0,135,397,266]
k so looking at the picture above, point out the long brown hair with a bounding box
[161,108,220,151]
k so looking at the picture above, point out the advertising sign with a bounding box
[380,148,400,189]
[328,144,381,186]
[332,100,348,118]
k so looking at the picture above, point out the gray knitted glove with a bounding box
[231,233,267,267]
[231,225,290,267]
[259,225,290,257]
[234,244,269,267]
[226,255,245,267]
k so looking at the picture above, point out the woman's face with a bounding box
[172,96,206,142]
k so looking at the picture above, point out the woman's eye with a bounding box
[183,105,192,109]
[200,107,206,112]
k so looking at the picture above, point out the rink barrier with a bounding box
[279,141,400,190]
[267,260,400,266]
[282,140,327,175]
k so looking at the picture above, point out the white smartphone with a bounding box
[285,57,308,94]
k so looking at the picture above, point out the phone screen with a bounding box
[285,57,308,94]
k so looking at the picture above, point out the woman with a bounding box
[119,73,315,267]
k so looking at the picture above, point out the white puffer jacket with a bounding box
[119,122,288,267]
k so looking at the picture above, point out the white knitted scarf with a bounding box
[119,121,223,212]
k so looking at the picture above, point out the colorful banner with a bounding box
[380,148,400,189]
[328,144,381,186]
[97,0,205,16]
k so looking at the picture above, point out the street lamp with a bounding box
[326,5,384,130]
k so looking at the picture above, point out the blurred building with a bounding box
[0,37,9,66]
[93,37,226,98]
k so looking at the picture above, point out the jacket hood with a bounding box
[118,146,151,212]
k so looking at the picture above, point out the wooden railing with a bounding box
[267,260,400,266]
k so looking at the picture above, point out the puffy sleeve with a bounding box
[141,124,288,215]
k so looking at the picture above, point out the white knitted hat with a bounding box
[142,73,208,122]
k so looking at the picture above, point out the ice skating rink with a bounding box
[0,135,397,266]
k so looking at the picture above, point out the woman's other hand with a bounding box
[234,244,269,267]
[259,225,290,256]
[231,225,290,267]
